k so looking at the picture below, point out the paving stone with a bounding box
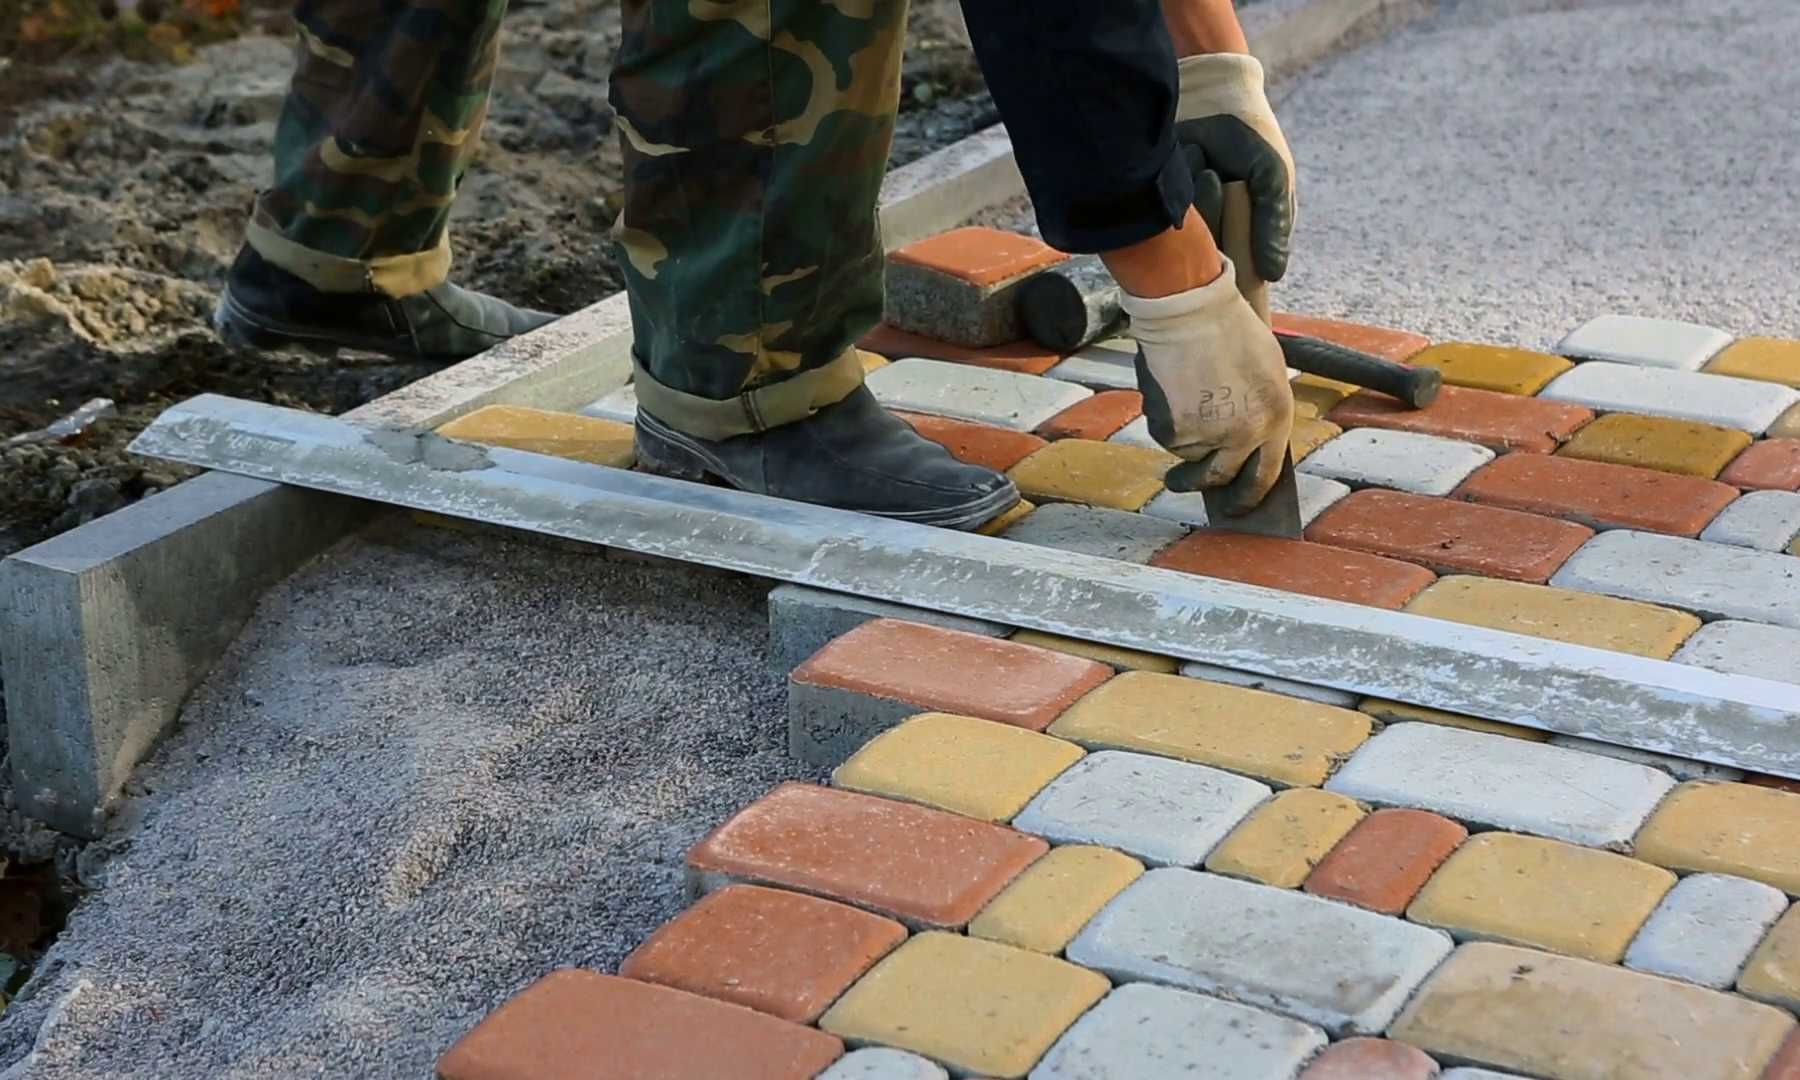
[1762,1031,1800,1080]
[1204,788,1366,888]
[437,405,636,467]
[1634,781,1800,894]
[1549,530,1800,629]
[1043,338,1139,391]
[832,713,1084,823]
[1140,472,1351,529]
[1069,867,1452,1036]
[687,782,1047,929]
[1403,575,1701,658]
[1011,750,1270,867]
[1700,490,1800,550]
[1358,698,1551,742]
[1557,313,1734,371]
[859,323,1064,376]
[1292,373,1360,419]
[819,931,1108,1079]
[1036,390,1143,441]
[895,412,1049,471]
[1304,807,1468,915]
[1299,428,1494,495]
[968,844,1145,955]
[859,349,889,373]
[1177,662,1359,707]
[978,498,1037,536]
[819,1048,948,1080]
[1273,312,1431,361]
[1009,630,1177,673]
[1389,941,1794,1080]
[1721,438,1800,491]
[1556,411,1753,477]
[886,227,1070,347]
[1324,722,1675,849]
[766,584,1008,674]
[867,358,1092,432]
[1007,440,1174,511]
[617,884,906,1023]
[1672,620,1800,684]
[1047,671,1372,788]
[1298,1037,1440,1080]
[437,969,845,1080]
[1704,336,1800,387]
[1408,341,1573,395]
[1621,872,1789,989]
[1150,530,1437,608]
[1308,490,1594,583]
[1454,453,1738,536]
[788,619,1112,765]
[1775,403,1800,440]
[1406,832,1675,962]
[1328,385,1594,453]
[1031,982,1328,1080]
[1541,361,1800,434]
[999,502,1186,564]
[577,382,638,423]
[1438,1071,1528,1080]
[1544,736,1744,782]
[1742,906,1800,1011]
[1108,415,1340,464]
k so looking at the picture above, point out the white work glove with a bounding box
[1176,53,1297,283]
[1122,257,1294,503]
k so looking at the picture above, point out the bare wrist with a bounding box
[1100,207,1226,299]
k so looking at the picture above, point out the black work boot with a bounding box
[214,246,556,365]
[635,386,1021,531]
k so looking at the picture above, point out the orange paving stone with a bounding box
[1328,384,1594,454]
[1307,490,1594,583]
[617,884,906,1023]
[1273,312,1431,360]
[889,226,1069,287]
[1721,438,1800,491]
[687,782,1048,928]
[1764,1028,1800,1080]
[895,411,1049,472]
[858,323,1064,375]
[1149,531,1437,609]
[1036,390,1144,441]
[1298,1036,1439,1079]
[1453,453,1739,536]
[792,619,1112,732]
[436,969,844,1080]
[1304,808,1469,915]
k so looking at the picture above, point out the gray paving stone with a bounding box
[1178,662,1359,707]
[766,583,1008,674]
[1028,982,1326,1080]
[1699,490,1800,551]
[787,678,921,767]
[1673,620,1800,685]
[1545,736,1744,782]
[1106,415,1159,450]
[577,383,638,424]
[1044,339,1139,391]
[1297,428,1495,496]
[1067,867,1453,1036]
[1557,314,1735,371]
[866,358,1092,432]
[1324,722,1675,849]
[1538,361,1800,434]
[999,503,1188,564]
[885,251,1046,347]
[1622,872,1789,989]
[1012,751,1270,868]
[820,1048,950,1080]
[1141,472,1351,529]
[1550,530,1800,630]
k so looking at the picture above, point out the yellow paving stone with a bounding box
[1007,440,1174,512]
[1292,374,1358,419]
[1771,402,1800,440]
[435,405,636,466]
[1634,780,1800,893]
[1404,576,1701,659]
[1408,341,1573,395]
[832,713,1085,823]
[1291,417,1341,462]
[1008,630,1178,673]
[977,498,1036,536]
[1739,905,1800,1010]
[1705,336,1800,388]
[820,931,1110,1078]
[1357,699,1550,742]
[858,348,890,374]
[1048,671,1372,787]
[968,844,1145,954]
[1556,413,1752,478]
[1203,788,1365,888]
[1406,832,1675,963]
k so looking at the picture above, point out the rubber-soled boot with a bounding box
[635,386,1020,531]
[214,247,556,365]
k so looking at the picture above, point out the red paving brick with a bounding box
[1762,1027,1800,1079]
[1307,489,1594,583]
[1721,438,1800,491]
[1328,384,1594,454]
[618,884,906,1023]
[1298,1037,1439,1079]
[1149,531,1436,610]
[436,969,843,1080]
[858,323,1063,375]
[889,226,1068,287]
[686,782,1048,928]
[1272,312,1431,361]
[1037,390,1144,441]
[1744,773,1800,795]
[793,619,1113,732]
[896,411,1049,471]
[1304,808,1469,915]
[1454,453,1740,536]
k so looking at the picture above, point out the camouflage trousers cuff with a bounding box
[631,347,867,441]
[246,210,452,298]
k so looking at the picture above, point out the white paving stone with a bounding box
[1000,503,1187,564]
[1538,362,1800,434]
[1141,472,1351,529]
[1066,867,1453,1037]
[1622,873,1789,989]
[1700,490,1800,551]
[1043,339,1139,391]
[1011,751,1269,868]
[1557,314,1735,371]
[1028,982,1326,1080]
[1106,415,1158,450]
[1550,530,1800,630]
[1178,662,1359,707]
[1323,722,1675,849]
[1297,428,1494,496]
[819,1049,950,1080]
[866,357,1092,431]
[1545,736,1744,782]
[1673,620,1800,684]
[577,383,638,424]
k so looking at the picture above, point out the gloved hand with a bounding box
[1122,256,1294,502]
[1175,53,1297,283]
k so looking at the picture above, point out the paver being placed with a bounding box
[1308,490,1594,583]
[1721,438,1800,491]
[894,412,1048,471]
[1007,440,1174,512]
[1742,907,1800,1012]
[832,713,1084,823]
[1325,723,1675,849]
[765,584,1008,674]
[1304,807,1468,915]
[884,227,1069,347]
[1272,312,1430,361]
[819,1048,948,1080]
[1556,412,1753,477]
[1047,671,1372,788]
[859,323,1062,375]
[1673,620,1800,684]
[1621,872,1788,989]
[1036,390,1143,441]
[437,406,636,467]
[686,782,1047,929]
[1550,530,1800,629]
[1068,867,1452,1036]
[968,844,1144,955]
[1327,384,1594,453]
[1010,630,1177,674]
[1141,472,1351,529]
[818,931,1108,1079]
[1544,736,1743,782]
[1031,982,1328,1080]
[1150,530,1437,609]
[1403,575,1700,658]
[1178,661,1358,707]
[866,358,1092,432]
[1406,832,1675,963]
[999,502,1186,564]
[1299,428,1495,496]
[1204,787,1366,888]
[1043,339,1138,391]
[1634,781,1800,894]
[1556,313,1734,371]
[1705,336,1800,387]
[1408,341,1572,395]
[1298,1037,1440,1080]
[1389,942,1794,1080]
[1358,699,1549,742]
[1453,453,1738,536]
[1011,750,1270,867]
[1700,490,1800,551]
[1540,361,1800,434]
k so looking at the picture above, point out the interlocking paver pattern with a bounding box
[1622,872,1789,989]
[1298,1037,1440,1080]
[1634,781,1800,894]
[1140,472,1352,529]
[831,713,1084,822]
[1556,314,1734,371]
[1550,530,1800,629]
[1309,489,1594,583]
[1328,384,1593,453]
[1556,412,1752,476]
[1007,439,1174,511]
[1151,530,1437,608]
[866,357,1091,431]
[1453,452,1738,536]
[1203,787,1366,888]
[894,411,1048,471]
[999,502,1185,563]
[1304,807,1468,914]
[1705,336,1800,387]
[1672,620,1800,684]
[1540,361,1800,434]
[967,844,1144,955]
[1699,489,1800,551]
[1031,983,1328,1080]
[1300,427,1494,496]
[1720,438,1800,490]
[1403,575,1700,658]
[1408,341,1572,394]
[1178,662,1358,707]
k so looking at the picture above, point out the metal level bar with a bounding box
[132,394,1800,777]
